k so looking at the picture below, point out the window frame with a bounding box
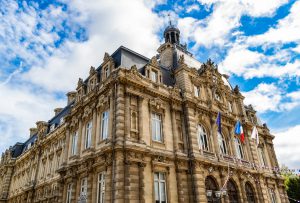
[269,188,277,203]
[97,172,106,203]
[85,120,93,149]
[234,137,244,159]
[194,85,200,97]
[151,70,158,83]
[152,113,163,142]
[80,177,88,199]
[101,111,109,140]
[154,172,167,203]
[258,147,267,167]
[66,183,73,203]
[71,131,78,155]
[217,132,227,155]
[104,65,110,79]
[197,124,209,151]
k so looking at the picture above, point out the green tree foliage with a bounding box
[281,165,300,201]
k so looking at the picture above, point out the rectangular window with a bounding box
[60,117,65,125]
[151,70,158,82]
[85,121,92,149]
[152,113,162,142]
[80,177,88,198]
[97,172,106,203]
[194,86,200,97]
[50,124,55,132]
[71,131,78,155]
[101,111,109,140]
[154,172,167,203]
[104,66,110,78]
[66,183,72,203]
[259,147,266,167]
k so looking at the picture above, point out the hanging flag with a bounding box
[251,126,259,146]
[234,121,245,143]
[216,112,221,133]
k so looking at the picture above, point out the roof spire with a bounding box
[168,13,172,26]
[163,15,180,45]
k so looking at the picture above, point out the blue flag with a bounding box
[216,112,221,133]
[235,121,241,134]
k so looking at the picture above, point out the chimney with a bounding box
[54,108,63,116]
[66,91,76,105]
[29,128,37,137]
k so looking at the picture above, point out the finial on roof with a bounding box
[168,13,172,26]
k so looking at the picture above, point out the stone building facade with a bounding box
[0,25,289,203]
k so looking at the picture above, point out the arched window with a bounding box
[217,132,227,155]
[227,179,239,203]
[197,124,209,151]
[234,138,244,159]
[205,176,221,203]
[245,182,256,203]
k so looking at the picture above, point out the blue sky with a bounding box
[0,0,299,168]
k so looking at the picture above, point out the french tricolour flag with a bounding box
[235,120,245,143]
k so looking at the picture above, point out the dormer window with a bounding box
[60,117,64,125]
[215,92,221,102]
[213,75,217,83]
[228,101,232,112]
[104,65,110,79]
[50,124,55,132]
[90,79,94,90]
[150,70,158,82]
[194,86,200,97]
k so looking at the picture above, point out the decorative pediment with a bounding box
[149,97,165,110]
[97,95,109,111]
[82,105,93,120]
[70,117,79,129]
[149,56,159,67]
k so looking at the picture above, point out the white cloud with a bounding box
[219,45,264,76]
[186,4,200,13]
[242,83,282,113]
[274,125,300,168]
[247,1,300,45]
[242,83,300,113]
[0,82,65,151]
[187,0,289,47]
[22,0,162,92]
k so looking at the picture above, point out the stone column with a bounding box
[210,117,219,157]
[77,117,83,155]
[170,105,179,152]
[91,109,97,149]
[62,128,70,165]
[125,93,130,140]
[138,96,144,143]
[124,162,140,202]
[138,162,146,203]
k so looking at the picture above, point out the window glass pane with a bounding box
[160,182,166,201]
[154,181,159,200]
[102,111,109,139]
[152,113,162,141]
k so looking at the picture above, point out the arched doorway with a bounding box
[245,182,256,203]
[227,179,240,203]
[205,176,221,203]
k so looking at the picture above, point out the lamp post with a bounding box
[206,189,227,201]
